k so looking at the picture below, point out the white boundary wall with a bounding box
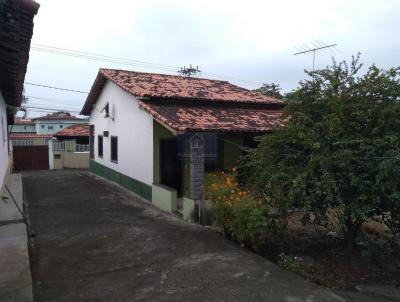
[0,91,8,189]
[89,80,154,185]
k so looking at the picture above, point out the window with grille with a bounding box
[111,136,118,163]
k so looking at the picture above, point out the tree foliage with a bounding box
[240,55,400,249]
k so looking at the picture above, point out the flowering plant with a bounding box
[206,169,265,246]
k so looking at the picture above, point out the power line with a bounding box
[31,43,265,87]
[25,82,89,94]
[32,44,179,71]
[26,95,84,104]
[24,105,81,114]
[31,47,178,73]
[27,102,81,110]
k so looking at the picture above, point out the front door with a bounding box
[160,139,182,196]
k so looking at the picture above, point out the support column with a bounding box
[189,134,204,201]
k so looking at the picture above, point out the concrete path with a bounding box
[24,170,351,302]
[0,174,32,301]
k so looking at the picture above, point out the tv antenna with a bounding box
[294,41,338,72]
[178,65,201,77]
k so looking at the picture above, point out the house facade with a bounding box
[0,0,39,192]
[8,117,36,133]
[32,112,87,135]
[53,123,89,145]
[81,69,285,220]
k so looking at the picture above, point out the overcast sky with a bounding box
[24,0,400,117]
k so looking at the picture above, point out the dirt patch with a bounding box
[259,212,400,291]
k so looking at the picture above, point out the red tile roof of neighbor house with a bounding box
[14,117,34,125]
[9,133,52,139]
[81,69,286,133]
[32,111,85,121]
[54,124,89,137]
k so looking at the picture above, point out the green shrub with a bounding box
[279,253,304,273]
[240,55,400,250]
[230,200,266,246]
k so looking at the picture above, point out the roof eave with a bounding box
[80,71,107,115]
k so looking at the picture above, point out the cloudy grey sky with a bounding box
[24,0,400,117]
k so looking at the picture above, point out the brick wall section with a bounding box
[189,135,204,200]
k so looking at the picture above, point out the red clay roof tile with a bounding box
[13,117,34,125]
[32,111,85,121]
[54,124,89,137]
[139,101,285,133]
[81,69,285,115]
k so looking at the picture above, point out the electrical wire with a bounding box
[27,103,81,111]
[25,82,89,94]
[26,95,84,104]
[32,43,180,70]
[31,43,265,86]
[25,106,81,114]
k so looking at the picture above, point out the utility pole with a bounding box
[178,65,201,77]
[270,83,280,98]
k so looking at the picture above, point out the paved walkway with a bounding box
[24,170,356,302]
[0,174,32,302]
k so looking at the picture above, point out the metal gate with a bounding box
[13,145,49,171]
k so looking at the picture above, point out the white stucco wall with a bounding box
[89,80,153,186]
[0,91,9,189]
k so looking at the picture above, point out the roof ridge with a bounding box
[100,68,231,84]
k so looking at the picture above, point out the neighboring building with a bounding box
[81,69,285,219]
[8,117,36,133]
[9,133,52,146]
[0,0,39,191]
[50,124,90,170]
[53,124,89,145]
[32,111,87,135]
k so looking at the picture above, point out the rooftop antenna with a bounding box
[294,41,338,72]
[178,65,201,77]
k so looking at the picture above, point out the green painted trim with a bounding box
[89,160,152,200]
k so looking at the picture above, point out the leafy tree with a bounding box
[254,83,284,99]
[240,55,400,250]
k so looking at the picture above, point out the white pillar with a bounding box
[48,139,54,169]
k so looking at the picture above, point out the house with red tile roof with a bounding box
[32,111,87,135]
[81,69,285,219]
[8,117,36,133]
[54,124,89,145]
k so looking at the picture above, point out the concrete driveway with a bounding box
[24,170,347,302]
